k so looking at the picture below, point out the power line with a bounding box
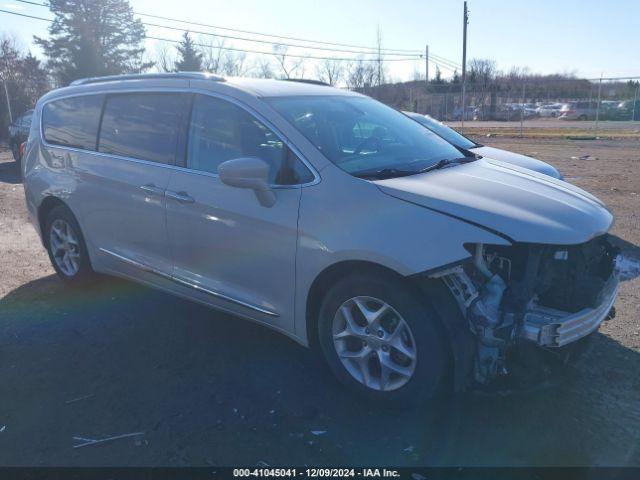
[3,2,463,70]
[147,35,419,62]
[12,0,424,55]
[141,20,423,58]
[430,53,461,69]
[138,12,424,56]
[0,9,423,62]
[13,0,464,68]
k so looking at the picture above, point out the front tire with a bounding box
[317,273,447,406]
[44,205,96,285]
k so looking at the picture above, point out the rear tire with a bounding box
[317,273,447,406]
[44,205,96,285]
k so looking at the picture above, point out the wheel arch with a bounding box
[305,260,407,351]
[304,259,474,392]
[38,196,71,248]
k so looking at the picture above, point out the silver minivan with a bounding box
[23,73,619,404]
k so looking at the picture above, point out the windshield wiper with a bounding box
[416,155,477,174]
[354,156,477,180]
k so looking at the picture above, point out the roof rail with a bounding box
[284,78,330,87]
[70,72,226,86]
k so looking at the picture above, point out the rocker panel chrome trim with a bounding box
[99,248,279,317]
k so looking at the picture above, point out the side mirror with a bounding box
[218,157,276,207]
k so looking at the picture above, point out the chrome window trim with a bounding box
[99,248,279,317]
[39,87,321,189]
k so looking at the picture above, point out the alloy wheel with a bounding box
[332,296,417,391]
[49,219,81,277]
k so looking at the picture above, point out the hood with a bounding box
[471,145,562,179]
[374,159,613,245]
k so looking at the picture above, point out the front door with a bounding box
[164,94,315,332]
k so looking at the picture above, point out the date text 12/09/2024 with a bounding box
[233,468,401,478]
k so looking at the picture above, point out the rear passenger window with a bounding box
[98,93,188,164]
[42,95,104,150]
[187,94,314,185]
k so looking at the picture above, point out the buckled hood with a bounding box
[375,159,613,245]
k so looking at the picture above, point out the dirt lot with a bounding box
[449,119,640,139]
[1,136,639,467]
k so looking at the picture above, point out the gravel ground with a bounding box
[0,138,639,467]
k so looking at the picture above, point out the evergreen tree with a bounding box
[34,0,152,85]
[175,32,203,72]
[431,66,444,84]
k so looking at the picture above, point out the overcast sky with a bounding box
[2,0,639,81]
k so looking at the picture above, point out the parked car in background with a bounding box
[522,103,539,118]
[597,101,622,121]
[537,103,563,117]
[24,73,617,404]
[475,104,523,121]
[8,109,34,162]
[558,101,597,120]
[617,99,640,120]
[451,105,477,121]
[404,112,562,179]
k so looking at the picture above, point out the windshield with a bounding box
[408,113,478,150]
[267,95,462,177]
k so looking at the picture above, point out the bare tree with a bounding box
[345,57,365,89]
[153,41,175,73]
[272,44,306,79]
[345,57,379,92]
[252,57,275,79]
[505,65,531,82]
[222,50,247,76]
[315,59,343,86]
[468,58,497,87]
[199,37,225,74]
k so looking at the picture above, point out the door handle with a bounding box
[166,190,195,204]
[140,183,165,196]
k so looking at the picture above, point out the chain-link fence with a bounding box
[371,76,640,123]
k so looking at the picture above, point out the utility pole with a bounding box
[376,25,382,87]
[425,44,429,84]
[632,82,639,121]
[461,1,469,130]
[595,74,603,136]
[519,82,525,138]
[2,76,12,124]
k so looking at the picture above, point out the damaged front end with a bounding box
[431,235,619,385]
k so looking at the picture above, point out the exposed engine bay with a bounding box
[431,234,619,385]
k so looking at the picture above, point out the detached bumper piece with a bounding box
[520,273,619,347]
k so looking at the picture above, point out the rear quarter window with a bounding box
[42,95,104,150]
